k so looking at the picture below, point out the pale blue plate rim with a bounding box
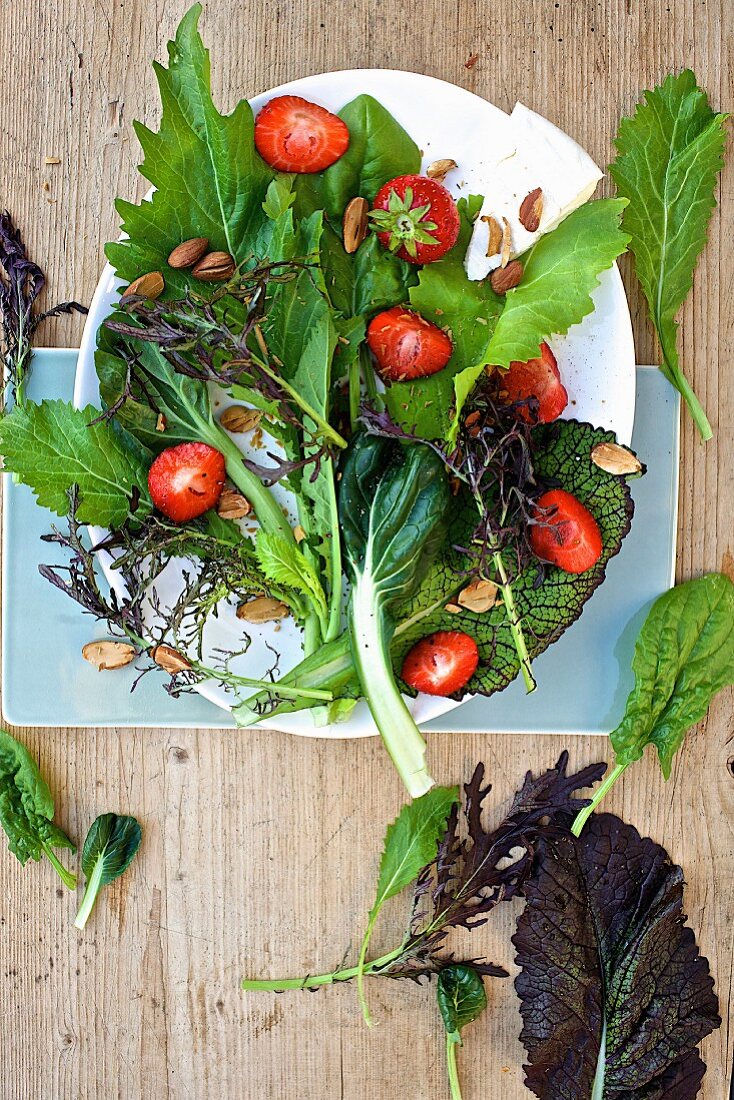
[1,352,678,733]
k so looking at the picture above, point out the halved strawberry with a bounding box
[254,95,349,173]
[370,175,460,264]
[498,342,568,424]
[148,442,226,523]
[367,306,453,383]
[530,489,602,574]
[401,630,479,696]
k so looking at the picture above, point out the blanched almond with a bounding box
[82,640,136,671]
[294,525,307,543]
[591,442,643,476]
[481,215,503,259]
[342,197,369,253]
[426,158,458,182]
[121,271,164,300]
[219,405,262,433]
[458,578,499,613]
[151,644,191,674]
[237,597,290,624]
[217,487,252,520]
[499,217,512,268]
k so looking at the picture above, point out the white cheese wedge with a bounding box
[464,103,603,281]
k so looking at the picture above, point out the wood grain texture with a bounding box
[1,1,732,1097]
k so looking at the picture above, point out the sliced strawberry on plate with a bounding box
[370,175,460,263]
[148,442,226,523]
[530,489,602,574]
[401,630,479,696]
[498,342,568,424]
[366,306,453,383]
[254,95,349,173]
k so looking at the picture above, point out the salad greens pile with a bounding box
[0,6,651,795]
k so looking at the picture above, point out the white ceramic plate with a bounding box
[75,68,636,737]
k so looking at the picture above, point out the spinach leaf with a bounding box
[514,814,720,1099]
[611,71,728,440]
[0,728,76,889]
[356,785,459,1024]
[0,399,152,526]
[340,433,451,796]
[74,813,142,930]
[437,966,487,1100]
[572,573,734,834]
[295,94,421,221]
[106,5,274,293]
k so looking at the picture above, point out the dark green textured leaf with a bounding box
[0,398,151,525]
[610,573,734,778]
[610,71,728,439]
[75,813,142,929]
[436,965,487,1039]
[513,814,720,1099]
[394,419,634,696]
[106,5,274,293]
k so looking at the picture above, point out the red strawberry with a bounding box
[366,306,453,383]
[498,342,568,424]
[254,95,349,173]
[370,175,460,263]
[148,442,226,523]
[530,489,602,574]
[401,630,479,697]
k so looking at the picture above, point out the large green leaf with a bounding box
[0,728,75,867]
[610,573,734,778]
[0,399,151,525]
[75,813,142,929]
[485,198,630,367]
[106,4,274,293]
[611,71,727,440]
[394,420,635,696]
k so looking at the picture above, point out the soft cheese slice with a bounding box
[464,103,603,281]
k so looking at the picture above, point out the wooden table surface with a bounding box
[1,2,732,1097]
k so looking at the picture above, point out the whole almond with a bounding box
[342,197,369,254]
[519,187,543,233]
[490,259,523,295]
[192,250,236,282]
[458,577,499,613]
[219,405,262,433]
[426,158,458,182]
[237,596,290,624]
[82,640,136,671]
[481,214,503,258]
[151,644,191,674]
[167,237,209,269]
[217,487,252,520]
[121,271,164,301]
[591,442,643,476]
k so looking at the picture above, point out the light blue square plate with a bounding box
[1,351,678,733]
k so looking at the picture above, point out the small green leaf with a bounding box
[75,813,142,930]
[0,728,76,888]
[255,531,329,630]
[437,965,488,1039]
[0,399,151,525]
[611,573,734,778]
[611,70,728,440]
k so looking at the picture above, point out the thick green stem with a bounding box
[218,435,295,545]
[446,1035,463,1100]
[350,576,434,798]
[254,356,348,450]
[571,761,629,837]
[492,550,536,694]
[74,857,106,929]
[356,914,378,1027]
[659,338,712,442]
[41,843,77,891]
[241,945,404,992]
